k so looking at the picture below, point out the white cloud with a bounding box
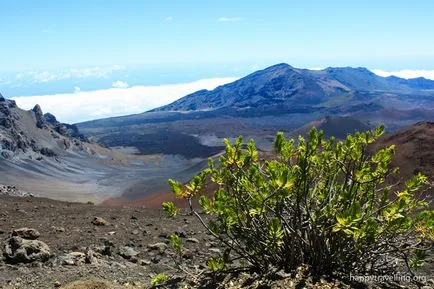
[73,86,81,93]
[12,77,238,124]
[371,69,434,80]
[218,17,244,22]
[165,16,173,21]
[17,65,124,83]
[112,81,129,88]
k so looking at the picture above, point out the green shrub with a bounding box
[207,256,227,272]
[163,127,433,276]
[169,233,184,257]
[162,201,179,217]
[151,273,168,286]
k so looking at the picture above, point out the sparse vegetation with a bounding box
[207,256,226,272]
[162,201,179,217]
[169,233,184,258]
[150,273,168,286]
[164,127,433,279]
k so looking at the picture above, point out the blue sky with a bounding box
[1,0,434,71]
[1,0,434,123]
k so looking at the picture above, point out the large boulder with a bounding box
[3,236,51,264]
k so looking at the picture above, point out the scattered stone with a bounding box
[59,252,85,266]
[131,229,139,235]
[51,226,65,233]
[91,217,108,226]
[3,236,51,264]
[11,228,40,240]
[85,249,95,264]
[186,238,199,244]
[175,230,187,238]
[151,255,162,264]
[182,249,194,259]
[147,242,168,253]
[139,259,151,266]
[118,246,139,260]
[53,281,61,287]
[209,248,221,254]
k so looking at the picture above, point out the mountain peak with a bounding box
[262,63,294,72]
[152,63,434,113]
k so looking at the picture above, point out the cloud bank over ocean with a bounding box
[12,77,238,124]
[372,69,434,80]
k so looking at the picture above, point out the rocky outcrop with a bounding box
[0,93,89,160]
[43,112,88,141]
[32,104,48,129]
[0,184,33,197]
[3,228,51,264]
[44,112,59,125]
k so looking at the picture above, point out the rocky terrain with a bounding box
[0,95,210,203]
[0,195,432,289]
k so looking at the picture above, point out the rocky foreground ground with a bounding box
[0,195,432,289]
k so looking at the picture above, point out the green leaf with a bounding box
[162,201,180,217]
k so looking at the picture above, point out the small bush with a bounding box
[164,127,433,277]
[169,233,183,257]
[151,273,168,286]
[162,201,179,216]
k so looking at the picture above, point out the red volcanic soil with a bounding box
[102,190,185,208]
[102,183,220,208]
[372,121,434,183]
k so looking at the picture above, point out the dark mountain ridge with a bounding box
[152,63,434,112]
[78,63,434,163]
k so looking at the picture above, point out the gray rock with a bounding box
[147,242,168,253]
[186,238,199,244]
[85,249,95,264]
[59,252,85,266]
[4,236,50,264]
[209,248,221,254]
[118,246,139,259]
[175,230,187,238]
[139,259,151,266]
[11,228,40,240]
[91,217,108,226]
